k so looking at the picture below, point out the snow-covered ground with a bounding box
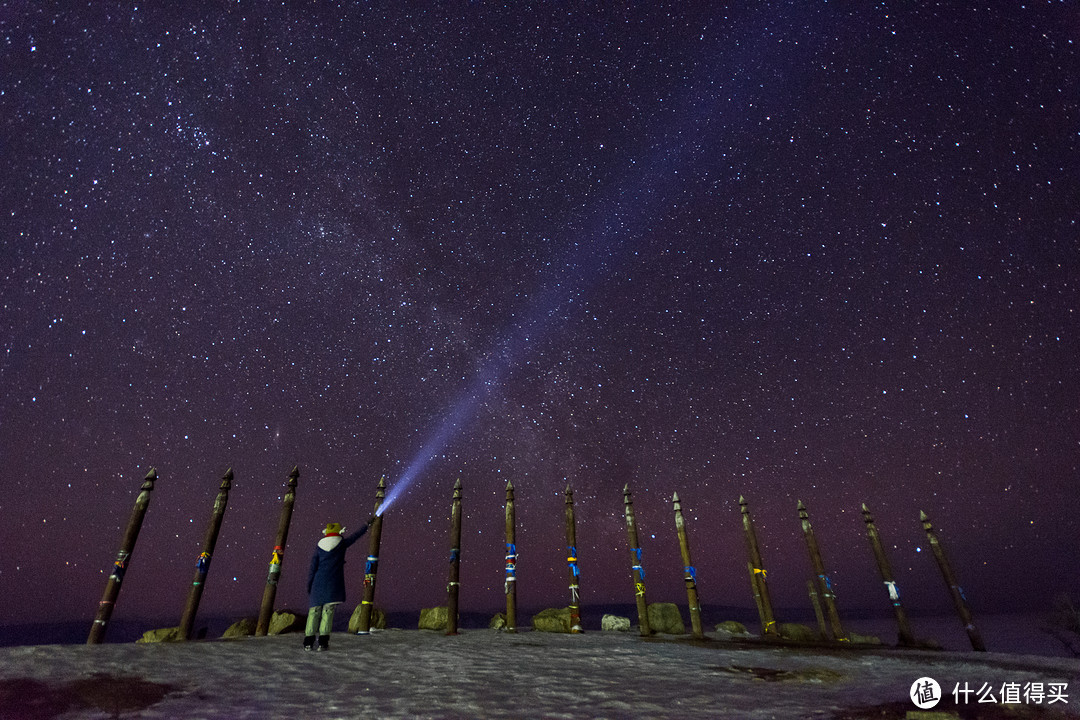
[1,627,1077,719]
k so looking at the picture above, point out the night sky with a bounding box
[2,3,1077,634]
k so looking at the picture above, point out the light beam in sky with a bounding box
[376,156,678,515]
[377,24,813,514]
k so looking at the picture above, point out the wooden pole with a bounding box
[355,476,386,635]
[178,468,233,640]
[920,509,986,651]
[88,468,157,644]
[739,495,777,636]
[672,492,704,639]
[623,484,651,636]
[504,480,517,632]
[446,478,463,635]
[255,466,299,636]
[808,579,827,638]
[797,500,846,641]
[746,562,768,633]
[862,503,915,646]
[565,485,583,633]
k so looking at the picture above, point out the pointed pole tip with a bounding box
[797,499,806,509]
[738,494,746,503]
[223,467,234,479]
[454,477,462,488]
[672,491,681,503]
[919,510,929,521]
[861,502,869,512]
[506,479,514,490]
[145,468,158,480]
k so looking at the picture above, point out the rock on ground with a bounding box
[714,620,749,636]
[221,618,257,639]
[347,604,387,632]
[419,606,449,631]
[268,610,305,635]
[602,614,631,632]
[532,608,572,633]
[647,603,686,635]
[778,622,821,642]
[136,627,184,644]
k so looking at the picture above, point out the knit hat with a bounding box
[324,522,344,536]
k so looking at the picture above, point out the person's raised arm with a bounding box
[342,519,373,548]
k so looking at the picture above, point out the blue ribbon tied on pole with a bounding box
[505,543,517,575]
[684,565,696,583]
[631,547,645,581]
[567,545,580,577]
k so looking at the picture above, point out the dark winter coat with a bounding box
[306,523,369,607]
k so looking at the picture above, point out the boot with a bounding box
[317,634,330,651]
[303,636,316,651]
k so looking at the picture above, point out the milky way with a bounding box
[1,4,1077,632]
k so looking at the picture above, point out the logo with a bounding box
[911,677,941,709]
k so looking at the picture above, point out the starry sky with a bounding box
[2,3,1077,634]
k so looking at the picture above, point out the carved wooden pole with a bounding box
[623,484,651,636]
[565,485,583,633]
[797,500,846,641]
[808,579,827,638]
[672,492,703,639]
[256,466,299,636]
[446,478,463,635]
[88,468,157,644]
[739,495,777,636]
[504,480,517,632]
[862,503,915,646]
[179,468,233,640]
[355,476,386,635]
[921,509,986,651]
[746,562,768,635]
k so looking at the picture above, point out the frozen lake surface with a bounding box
[0,625,1077,719]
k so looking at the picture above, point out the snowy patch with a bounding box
[0,630,1077,718]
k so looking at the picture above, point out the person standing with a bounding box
[305,518,373,651]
